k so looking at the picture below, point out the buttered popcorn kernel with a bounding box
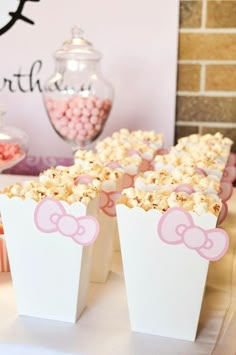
[39,166,102,189]
[74,149,100,168]
[0,159,125,204]
[178,132,233,148]
[119,188,221,216]
[96,129,163,153]
[0,130,233,214]
[172,143,230,162]
[74,149,97,162]
[101,128,163,144]
[97,140,157,161]
[135,169,220,193]
[153,151,225,173]
[153,153,196,168]
[1,178,98,204]
[40,163,123,184]
[97,147,142,167]
[1,163,102,204]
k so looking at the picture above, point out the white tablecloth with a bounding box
[0,175,236,355]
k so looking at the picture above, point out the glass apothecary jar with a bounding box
[43,26,114,152]
[0,106,28,172]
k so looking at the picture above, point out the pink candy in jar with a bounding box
[43,26,114,150]
[0,143,23,165]
[46,95,112,144]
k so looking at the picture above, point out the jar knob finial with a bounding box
[71,25,84,39]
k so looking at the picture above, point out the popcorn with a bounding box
[118,188,221,216]
[153,152,225,176]
[97,140,157,160]
[172,143,229,163]
[176,132,233,165]
[74,149,98,167]
[96,129,163,151]
[1,129,233,220]
[135,168,220,194]
[0,158,125,206]
[97,149,142,169]
[96,129,163,162]
[1,165,100,204]
[178,132,233,147]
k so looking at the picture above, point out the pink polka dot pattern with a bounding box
[45,96,112,143]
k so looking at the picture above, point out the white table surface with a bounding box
[0,175,236,355]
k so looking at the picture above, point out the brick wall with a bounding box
[176,0,236,151]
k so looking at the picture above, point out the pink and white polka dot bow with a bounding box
[158,207,229,261]
[34,198,99,246]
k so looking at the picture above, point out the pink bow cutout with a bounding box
[34,198,99,246]
[217,201,228,226]
[222,166,236,183]
[226,153,236,167]
[122,173,135,189]
[75,175,93,185]
[158,207,229,261]
[99,191,121,217]
[219,181,233,202]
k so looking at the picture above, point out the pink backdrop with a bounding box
[0,0,179,174]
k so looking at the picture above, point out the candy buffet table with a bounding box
[0,175,236,355]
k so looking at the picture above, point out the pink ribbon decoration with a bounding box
[174,184,196,194]
[226,153,236,167]
[217,201,228,226]
[219,181,233,202]
[34,198,99,246]
[99,191,121,217]
[222,166,236,183]
[158,207,229,261]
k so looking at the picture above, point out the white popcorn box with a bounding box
[113,164,140,252]
[0,195,99,323]
[90,209,117,283]
[116,205,229,341]
[113,227,121,252]
[90,179,123,283]
[0,235,10,272]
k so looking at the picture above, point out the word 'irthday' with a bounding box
[0,60,43,93]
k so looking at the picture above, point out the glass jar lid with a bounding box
[55,26,102,61]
